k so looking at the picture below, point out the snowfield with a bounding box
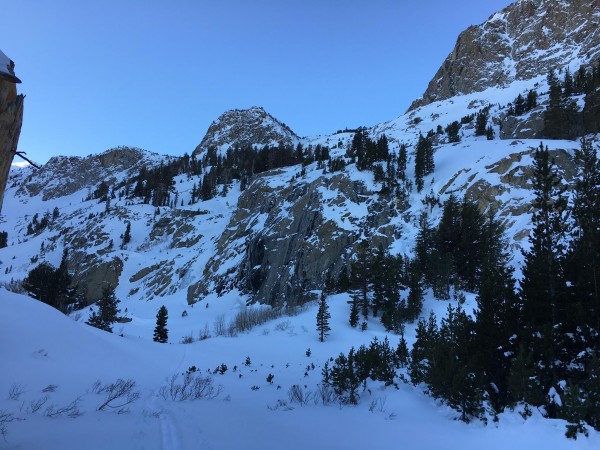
[1,288,598,449]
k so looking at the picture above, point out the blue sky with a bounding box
[2,0,513,163]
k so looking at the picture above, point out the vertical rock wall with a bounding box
[0,76,24,213]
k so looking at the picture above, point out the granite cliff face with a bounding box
[192,106,299,157]
[410,0,600,110]
[187,168,397,307]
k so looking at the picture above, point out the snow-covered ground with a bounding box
[1,288,598,449]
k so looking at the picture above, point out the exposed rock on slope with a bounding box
[192,106,299,157]
[17,147,162,201]
[187,168,396,307]
[410,0,600,110]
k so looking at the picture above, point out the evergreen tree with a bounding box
[475,109,489,136]
[316,293,331,342]
[86,286,121,333]
[22,262,58,307]
[543,70,581,139]
[350,241,370,321]
[514,94,525,116]
[349,295,360,328]
[397,144,407,181]
[414,134,433,191]
[563,139,600,367]
[473,213,520,410]
[519,143,569,401]
[121,221,131,248]
[54,248,75,313]
[0,231,6,248]
[22,249,76,313]
[153,305,169,343]
[445,121,461,143]
[526,89,538,111]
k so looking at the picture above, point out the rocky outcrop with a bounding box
[187,169,397,307]
[17,147,161,201]
[0,53,24,213]
[192,106,299,157]
[499,109,546,140]
[410,0,600,110]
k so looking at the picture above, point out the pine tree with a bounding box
[475,109,489,136]
[445,121,461,143]
[86,286,121,333]
[121,221,131,248]
[414,134,433,192]
[397,144,407,181]
[22,262,57,306]
[54,248,75,313]
[153,305,169,343]
[473,212,520,410]
[566,138,600,336]
[519,143,569,400]
[349,295,359,328]
[316,293,331,342]
[543,70,580,139]
[521,144,567,318]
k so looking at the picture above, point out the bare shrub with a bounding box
[213,314,226,337]
[180,333,195,344]
[42,384,58,393]
[89,380,103,394]
[369,396,387,413]
[0,410,15,439]
[7,383,25,401]
[30,396,49,413]
[198,324,211,340]
[44,397,82,418]
[0,279,25,294]
[226,321,237,337]
[232,307,283,334]
[315,383,337,405]
[159,371,221,401]
[267,399,294,411]
[96,379,140,411]
[288,385,313,406]
[275,320,291,332]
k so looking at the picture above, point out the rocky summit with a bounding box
[192,106,299,157]
[410,0,600,110]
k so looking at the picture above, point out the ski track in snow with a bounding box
[146,396,184,450]
[159,407,182,450]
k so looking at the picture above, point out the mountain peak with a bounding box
[192,106,299,157]
[409,0,600,110]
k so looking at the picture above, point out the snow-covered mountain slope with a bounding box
[410,0,600,110]
[2,288,596,450]
[0,81,586,309]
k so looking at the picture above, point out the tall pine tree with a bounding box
[316,293,331,342]
[153,305,169,343]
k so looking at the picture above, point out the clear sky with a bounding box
[2,0,513,164]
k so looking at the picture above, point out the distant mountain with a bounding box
[192,106,299,157]
[410,0,600,110]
